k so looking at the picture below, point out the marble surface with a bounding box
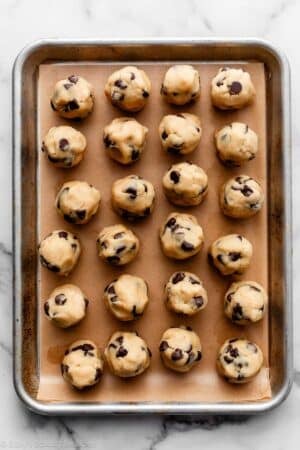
[0,0,299,448]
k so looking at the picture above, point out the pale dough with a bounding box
[159,113,201,155]
[104,331,151,377]
[38,230,81,276]
[104,274,149,321]
[209,234,253,276]
[96,224,139,266]
[161,65,200,105]
[42,126,86,168]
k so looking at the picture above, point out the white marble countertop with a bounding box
[1,0,299,448]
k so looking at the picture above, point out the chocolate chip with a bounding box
[125,187,137,199]
[247,342,258,353]
[55,294,67,305]
[229,81,242,95]
[142,90,149,98]
[245,124,249,133]
[107,255,120,264]
[114,79,127,89]
[84,298,89,308]
[58,138,70,152]
[41,142,46,152]
[116,245,126,254]
[186,279,198,288]
[229,252,241,261]
[232,303,243,321]
[132,305,142,317]
[224,355,233,364]
[110,295,118,303]
[161,130,168,140]
[237,373,244,381]
[103,135,113,148]
[226,293,233,302]
[40,255,60,273]
[76,210,86,221]
[144,207,151,216]
[107,284,115,294]
[237,235,243,241]
[249,284,261,292]
[109,343,117,349]
[130,72,135,80]
[216,81,223,87]
[229,338,238,343]
[131,149,140,161]
[250,202,260,209]
[172,272,185,284]
[170,170,180,184]
[72,343,94,355]
[229,347,239,358]
[194,296,204,308]
[44,302,50,316]
[61,363,68,375]
[116,336,124,344]
[64,349,70,356]
[196,351,202,361]
[241,185,253,197]
[58,231,68,239]
[68,75,78,84]
[181,241,194,252]
[186,352,195,364]
[116,346,128,358]
[66,100,79,111]
[186,325,193,331]
[94,368,102,381]
[64,214,77,224]
[63,83,73,90]
[172,348,183,361]
[167,146,181,155]
[147,347,152,357]
[165,217,176,229]
[50,100,57,111]
[159,340,169,352]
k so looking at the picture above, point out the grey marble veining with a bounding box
[1,0,299,448]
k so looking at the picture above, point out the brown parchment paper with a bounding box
[37,61,271,403]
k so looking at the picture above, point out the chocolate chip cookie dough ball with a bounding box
[159,326,202,373]
[104,331,151,377]
[44,284,88,328]
[50,75,94,119]
[220,175,264,219]
[104,274,149,321]
[165,272,208,315]
[42,126,87,168]
[96,224,139,266]
[38,230,81,276]
[215,122,258,167]
[217,338,263,383]
[209,234,252,276]
[61,340,103,390]
[55,181,101,225]
[159,113,201,155]
[103,117,148,165]
[211,67,255,110]
[224,281,267,325]
[162,162,208,207]
[160,212,204,260]
[104,66,151,112]
[112,175,155,220]
[161,65,200,105]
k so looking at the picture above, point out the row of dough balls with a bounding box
[44,276,267,326]
[38,226,257,275]
[51,173,264,227]
[42,119,258,168]
[60,332,264,390]
[50,66,255,119]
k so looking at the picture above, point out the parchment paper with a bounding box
[37,61,271,403]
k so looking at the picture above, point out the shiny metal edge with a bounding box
[12,37,293,415]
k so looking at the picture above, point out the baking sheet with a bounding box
[37,61,271,403]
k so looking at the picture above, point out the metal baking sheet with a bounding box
[12,38,293,415]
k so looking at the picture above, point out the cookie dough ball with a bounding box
[55,181,101,225]
[220,175,264,219]
[112,175,155,220]
[159,326,202,373]
[224,281,267,325]
[39,230,81,276]
[160,212,204,260]
[42,126,87,168]
[104,66,151,112]
[163,162,208,207]
[96,224,139,266]
[103,117,148,165]
[217,338,263,383]
[165,272,208,315]
[209,234,252,276]
[161,65,200,105]
[104,274,149,321]
[104,331,151,377]
[61,340,103,390]
[215,122,258,167]
[211,67,255,110]
[159,113,201,155]
[50,75,94,119]
[44,284,88,328]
